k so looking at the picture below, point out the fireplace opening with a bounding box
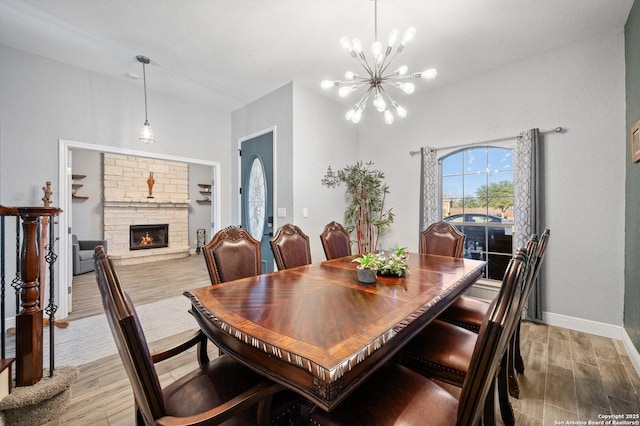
[130,224,169,250]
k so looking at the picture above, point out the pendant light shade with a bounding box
[137,55,155,144]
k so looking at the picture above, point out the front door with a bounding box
[240,131,274,272]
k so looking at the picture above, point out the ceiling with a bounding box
[0,0,633,112]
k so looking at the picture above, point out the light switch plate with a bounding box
[277,208,286,217]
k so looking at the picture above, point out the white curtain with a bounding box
[419,128,542,321]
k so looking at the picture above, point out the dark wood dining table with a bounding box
[185,253,485,412]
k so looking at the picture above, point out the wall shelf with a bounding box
[196,183,212,204]
[72,174,89,199]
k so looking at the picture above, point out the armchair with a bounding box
[73,235,106,275]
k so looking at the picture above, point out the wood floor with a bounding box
[67,253,210,321]
[37,256,640,425]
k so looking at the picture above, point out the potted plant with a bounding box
[322,161,394,254]
[352,253,379,283]
[376,246,409,277]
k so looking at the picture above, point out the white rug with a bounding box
[41,296,198,366]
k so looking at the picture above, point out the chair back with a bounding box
[420,221,465,258]
[203,226,262,285]
[455,250,527,426]
[93,245,165,425]
[521,229,550,312]
[319,221,352,260]
[270,224,312,270]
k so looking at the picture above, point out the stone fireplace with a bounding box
[103,154,190,265]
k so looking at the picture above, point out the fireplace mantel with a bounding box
[104,200,190,208]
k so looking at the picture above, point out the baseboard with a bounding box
[622,328,640,377]
[543,311,623,339]
[543,311,640,376]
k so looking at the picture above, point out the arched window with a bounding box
[440,147,514,280]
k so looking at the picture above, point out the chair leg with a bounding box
[514,321,525,374]
[484,379,496,426]
[507,336,520,399]
[197,338,210,365]
[498,354,516,426]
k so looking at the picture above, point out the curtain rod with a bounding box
[409,127,564,156]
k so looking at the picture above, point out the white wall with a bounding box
[292,83,359,262]
[231,83,294,229]
[359,30,627,326]
[0,45,232,217]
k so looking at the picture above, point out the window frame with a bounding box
[437,142,516,286]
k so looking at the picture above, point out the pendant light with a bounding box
[137,55,155,144]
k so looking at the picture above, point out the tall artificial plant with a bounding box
[322,161,394,253]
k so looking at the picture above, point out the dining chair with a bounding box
[319,221,352,260]
[307,250,525,426]
[270,223,312,270]
[420,221,465,258]
[437,233,539,332]
[398,243,542,426]
[93,245,286,426]
[435,231,549,395]
[203,225,261,285]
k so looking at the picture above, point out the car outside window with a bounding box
[441,147,514,281]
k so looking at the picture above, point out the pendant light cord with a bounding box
[142,62,149,123]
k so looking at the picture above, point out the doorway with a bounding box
[58,139,221,319]
[239,129,275,273]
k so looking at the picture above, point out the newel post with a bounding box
[15,209,43,386]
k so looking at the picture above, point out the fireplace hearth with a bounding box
[130,224,169,250]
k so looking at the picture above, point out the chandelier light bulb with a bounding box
[340,36,353,52]
[338,85,357,97]
[352,108,363,123]
[393,101,408,118]
[394,82,415,94]
[321,4,436,125]
[345,108,355,121]
[352,38,363,54]
[414,68,438,79]
[401,27,416,45]
[373,93,386,112]
[387,29,399,47]
[371,41,383,57]
[321,80,336,90]
[384,109,394,124]
[396,65,408,76]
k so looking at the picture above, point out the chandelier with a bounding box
[321,0,437,124]
[137,55,155,144]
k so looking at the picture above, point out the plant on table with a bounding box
[375,245,409,277]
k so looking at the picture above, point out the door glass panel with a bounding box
[247,157,266,241]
